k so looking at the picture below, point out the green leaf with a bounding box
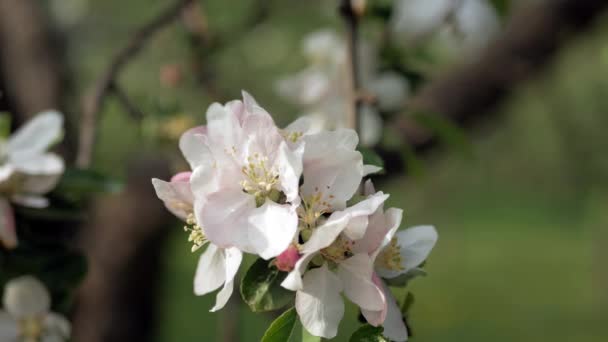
[240,258,294,312]
[0,113,11,139]
[384,268,427,287]
[349,324,389,342]
[412,112,473,158]
[400,292,415,316]
[358,147,385,171]
[261,307,298,342]
[52,168,123,203]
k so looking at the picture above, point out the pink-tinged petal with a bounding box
[378,280,408,341]
[337,254,384,311]
[179,127,212,170]
[281,252,315,291]
[247,200,298,260]
[194,244,225,296]
[7,110,62,157]
[170,171,192,183]
[342,215,368,241]
[199,189,255,251]
[206,102,244,150]
[151,178,193,221]
[275,245,301,272]
[361,273,387,326]
[210,247,242,312]
[300,192,388,255]
[352,207,402,257]
[295,265,344,339]
[0,199,17,249]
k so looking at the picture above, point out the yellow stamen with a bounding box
[376,237,405,271]
[184,213,207,252]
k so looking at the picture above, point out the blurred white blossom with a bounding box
[391,0,500,57]
[0,276,70,342]
[276,29,410,146]
[0,111,64,249]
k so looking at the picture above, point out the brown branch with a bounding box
[111,84,144,121]
[77,0,196,168]
[339,0,362,132]
[389,0,608,167]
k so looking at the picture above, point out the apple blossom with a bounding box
[152,172,242,312]
[351,181,438,341]
[184,92,304,260]
[0,111,64,250]
[0,275,70,342]
[391,0,500,56]
[276,29,410,146]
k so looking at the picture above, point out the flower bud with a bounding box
[274,245,300,272]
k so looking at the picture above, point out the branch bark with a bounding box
[339,0,362,132]
[392,0,608,157]
[77,0,196,168]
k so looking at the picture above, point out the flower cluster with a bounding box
[0,275,70,342]
[275,29,410,147]
[0,111,65,250]
[153,92,437,340]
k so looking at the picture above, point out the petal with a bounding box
[295,265,344,339]
[3,276,50,318]
[275,141,303,203]
[0,198,17,249]
[193,244,226,296]
[7,110,63,157]
[206,102,243,149]
[363,164,383,176]
[281,252,315,291]
[359,105,382,147]
[11,195,49,208]
[10,153,64,176]
[247,200,298,260]
[44,312,71,338]
[284,116,322,137]
[210,247,242,312]
[0,311,18,341]
[198,189,256,251]
[151,178,193,221]
[179,127,211,169]
[19,172,63,195]
[189,159,222,201]
[379,281,408,341]
[338,254,384,311]
[301,192,389,254]
[352,208,403,257]
[360,273,387,326]
[398,225,438,271]
[367,72,410,112]
[342,215,368,241]
[0,165,15,184]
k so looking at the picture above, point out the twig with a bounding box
[339,0,362,133]
[110,83,144,121]
[77,0,196,168]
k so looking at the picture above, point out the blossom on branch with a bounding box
[0,111,64,250]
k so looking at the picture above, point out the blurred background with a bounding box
[1,0,607,341]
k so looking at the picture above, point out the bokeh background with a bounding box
[2,0,607,341]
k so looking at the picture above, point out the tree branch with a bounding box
[77,0,196,168]
[393,0,608,154]
[339,0,362,132]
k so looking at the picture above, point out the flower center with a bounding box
[298,189,334,230]
[376,237,404,271]
[19,316,44,340]
[320,235,353,263]
[240,153,280,205]
[184,213,207,252]
[282,130,303,143]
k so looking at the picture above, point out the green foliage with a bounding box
[0,113,11,138]
[240,258,294,312]
[412,112,473,158]
[359,147,385,172]
[350,324,388,342]
[384,268,427,287]
[52,168,123,205]
[261,307,298,342]
[490,0,510,17]
[400,292,415,316]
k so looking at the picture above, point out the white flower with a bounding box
[391,0,500,56]
[0,276,70,342]
[0,111,64,249]
[352,181,438,341]
[276,30,409,146]
[152,172,242,312]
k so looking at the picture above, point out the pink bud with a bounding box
[275,245,300,272]
[171,172,192,183]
